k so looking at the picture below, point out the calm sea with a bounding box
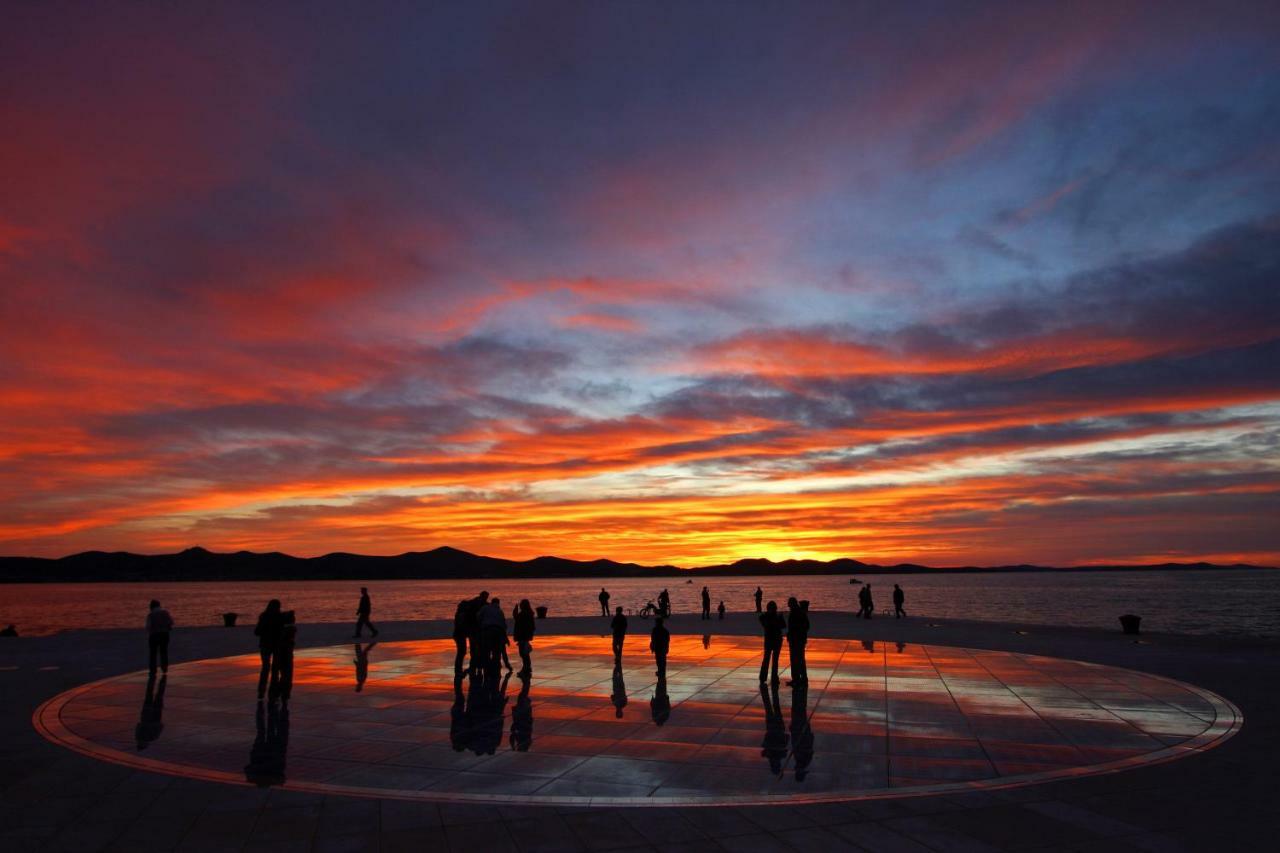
[3,570,1278,638]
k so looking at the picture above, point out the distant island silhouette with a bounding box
[0,546,1271,583]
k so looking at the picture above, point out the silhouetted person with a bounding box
[896,640,906,653]
[452,599,470,675]
[702,633,711,649]
[658,588,670,618]
[717,601,725,620]
[893,584,906,618]
[650,674,671,726]
[650,616,670,677]
[790,682,814,781]
[858,584,875,619]
[611,606,628,663]
[354,587,378,638]
[135,673,167,750]
[754,586,763,613]
[760,682,787,775]
[245,699,289,786]
[611,667,628,717]
[513,599,536,677]
[510,673,532,751]
[145,599,173,676]
[786,597,809,686]
[504,603,517,671]
[479,597,509,674]
[254,599,284,700]
[466,591,489,674]
[354,641,377,692]
[599,587,610,617]
[701,586,711,620]
[759,601,786,684]
[270,618,296,707]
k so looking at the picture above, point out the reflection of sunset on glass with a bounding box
[3,4,1279,567]
[36,636,1239,803]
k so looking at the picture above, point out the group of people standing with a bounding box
[143,578,911,720]
[758,597,810,684]
[254,599,297,706]
[451,591,538,680]
[856,583,908,619]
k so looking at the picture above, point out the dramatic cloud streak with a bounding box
[2,2,1279,565]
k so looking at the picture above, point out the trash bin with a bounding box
[1119,614,1141,635]
[535,606,548,620]
[222,612,238,627]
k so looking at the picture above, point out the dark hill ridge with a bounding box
[0,547,1270,582]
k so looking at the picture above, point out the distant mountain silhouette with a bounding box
[0,546,1270,583]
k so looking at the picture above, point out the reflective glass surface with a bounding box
[36,636,1238,805]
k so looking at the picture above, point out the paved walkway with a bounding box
[2,612,1277,851]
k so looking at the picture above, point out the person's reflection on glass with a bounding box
[611,666,628,718]
[789,682,814,782]
[469,670,511,755]
[354,641,377,692]
[650,674,671,726]
[896,641,906,654]
[510,673,533,752]
[760,682,787,777]
[450,674,469,752]
[135,673,167,750]
[862,639,875,654]
[244,700,289,786]
[702,633,711,649]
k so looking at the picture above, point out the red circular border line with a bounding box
[32,644,1243,808]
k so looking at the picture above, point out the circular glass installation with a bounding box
[34,636,1239,806]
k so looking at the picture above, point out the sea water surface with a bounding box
[4,569,1279,637]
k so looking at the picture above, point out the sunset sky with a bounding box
[3,2,1279,566]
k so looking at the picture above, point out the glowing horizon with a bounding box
[3,3,1279,567]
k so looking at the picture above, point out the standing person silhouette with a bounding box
[354,587,378,638]
[479,597,509,674]
[893,584,906,618]
[598,588,610,617]
[467,591,489,672]
[271,618,296,708]
[253,600,284,700]
[701,586,711,620]
[610,606,628,664]
[717,601,726,620]
[513,599,536,678]
[145,599,173,676]
[759,601,786,684]
[864,584,875,619]
[753,586,763,613]
[650,616,670,678]
[658,588,671,618]
[785,597,809,686]
[451,600,470,676]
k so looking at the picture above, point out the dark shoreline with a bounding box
[0,544,1271,583]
